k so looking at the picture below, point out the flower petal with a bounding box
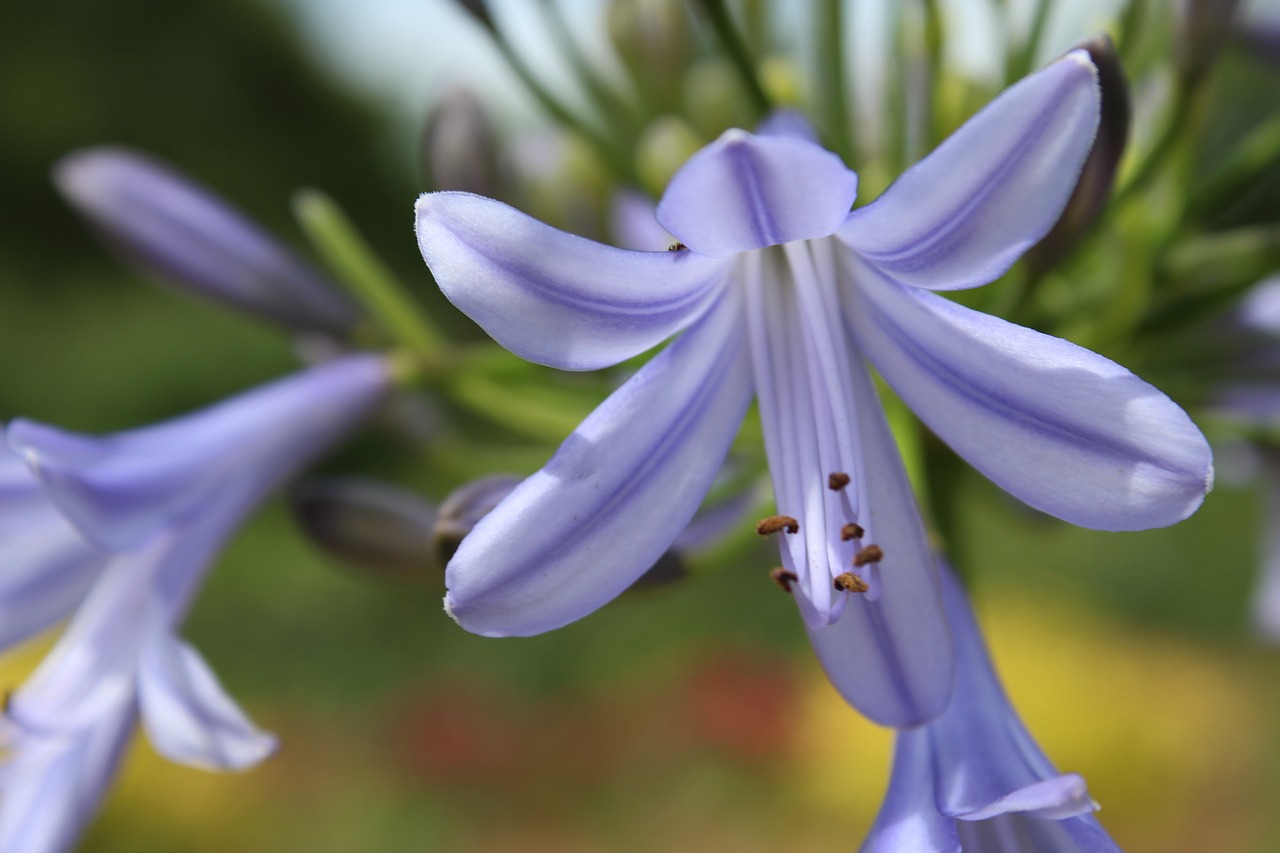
[444,292,754,636]
[805,354,954,727]
[138,630,277,771]
[930,566,1098,821]
[845,255,1213,531]
[416,192,729,370]
[0,449,106,648]
[859,731,961,853]
[7,355,391,551]
[657,130,858,257]
[0,706,135,853]
[838,51,1100,291]
[955,813,1122,853]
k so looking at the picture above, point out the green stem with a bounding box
[816,0,855,162]
[693,0,771,119]
[459,2,635,182]
[1005,0,1054,82]
[1115,0,1149,62]
[292,189,444,356]
[536,0,639,133]
[1112,80,1202,209]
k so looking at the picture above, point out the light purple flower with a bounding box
[415,53,1213,726]
[0,448,106,649]
[859,566,1121,853]
[54,147,360,336]
[0,354,392,853]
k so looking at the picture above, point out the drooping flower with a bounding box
[0,354,392,853]
[858,566,1121,853]
[53,147,360,336]
[415,52,1213,726]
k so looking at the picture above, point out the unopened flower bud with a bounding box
[1025,35,1130,275]
[291,478,440,581]
[432,475,524,566]
[54,148,360,337]
[422,86,501,196]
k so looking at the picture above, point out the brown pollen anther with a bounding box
[756,515,799,536]
[834,572,869,593]
[840,522,865,541]
[828,472,851,491]
[853,544,884,567]
[667,242,688,252]
[769,567,799,593]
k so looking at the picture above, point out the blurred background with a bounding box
[3,0,1280,850]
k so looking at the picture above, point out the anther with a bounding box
[853,544,884,567]
[668,242,688,252]
[834,572,869,593]
[769,567,799,593]
[756,515,799,536]
[840,522,865,541]
[828,472,851,491]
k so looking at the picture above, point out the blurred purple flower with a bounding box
[54,147,360,336]
[858,566,1121,853]
[0,354,392,853]
[415,52,1212,726]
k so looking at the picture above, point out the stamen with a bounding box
[828,472,851,491]
[769,567,799,593]
[756,515,800,535]
[667,242,688,252]
[840,522,865,541]
[834,572,869,593]
[853,544,884,567]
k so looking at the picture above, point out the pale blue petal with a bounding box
[7,355,391,551]
[0,706,135,853]
[444,292,754,636]
[844,254,1213,531]
[859,732,961,853]
[416,192,729,370]
[805,355,954,727]
[138,630,277,771]
[931,567,1098,821]
[657,130,858,257]
[0,447,106,648]
[838,51,1100,291]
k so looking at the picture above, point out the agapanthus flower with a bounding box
[0,354,392,853]
[859,566,1120,853]
[415,52,1213,725]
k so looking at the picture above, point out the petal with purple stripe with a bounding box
[416,192,729,370]
[844,254,1213,531]
[444,292,754,637]
[838,51,1100,291]
[657,130,858,258]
